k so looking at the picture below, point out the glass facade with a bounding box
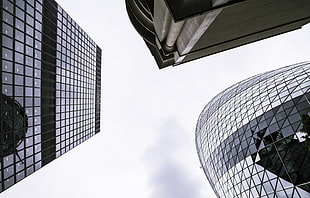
[196,62,310,198]
[0,0,101,192]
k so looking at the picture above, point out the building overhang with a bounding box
[126,0,310,69]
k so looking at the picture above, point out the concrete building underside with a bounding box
[126,0,310,69]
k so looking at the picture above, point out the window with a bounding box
[26,35,33,46]
[26,56,34,67]
[16,0,25,9]
[34,30,41,40]
[16,7,25,20]
[26,4,34,16]
[2,35,13,48]
[3,23,13,36]
[2,48,13,60]
[15,75,24,85]
[15,41,24,53]
[2,72,12,84]
[3,0,13,13]
[34,60,41,69]
[15,18,24,31]
[15,29,24,42]
[26,14,34,26]
[25,46,33,56]
[35,11,42,22]
[3,11,13,25]
[15,52,24,64]
[35,21,41,31]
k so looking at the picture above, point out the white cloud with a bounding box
[144,117,213,198]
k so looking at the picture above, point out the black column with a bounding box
[95,46,101,134]
[41,0,57,166]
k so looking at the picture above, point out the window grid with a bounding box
[1,0,100,192]
[1,0,43,190]
[55,7,96,158]
[196,62,310,198]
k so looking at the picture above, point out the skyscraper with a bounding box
[196,62,310,197]
[125,0,310,69]
[1,0,101,192]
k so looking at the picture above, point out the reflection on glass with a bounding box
[0,94,28,159]
[196,62,310,197]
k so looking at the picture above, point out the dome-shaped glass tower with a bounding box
[196,62,310,198]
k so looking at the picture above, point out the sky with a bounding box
[1,1,310,198]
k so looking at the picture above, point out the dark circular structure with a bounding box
[125,0,156,45]
[1,94,28,158]
[196,62,310,197]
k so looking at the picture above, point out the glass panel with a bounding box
[3,10,13,25]
[15,29,24,42]
[3,23,13,36]
[15,52,24,64]
[2,72,12,84]
[26,14,34,26]
[2,48,13,60]
[15,75,24,86]
[15,7,25,20]
[2,35,13,49]
[15,41,24,53]
[26,24,34,36]
[15,18,24,31]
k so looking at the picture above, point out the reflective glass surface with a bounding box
[55,6,97,157]
[1,0,43,191]
[1,0,101,192]
[196,62,310,198]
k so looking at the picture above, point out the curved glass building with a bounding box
[196,62,310,198]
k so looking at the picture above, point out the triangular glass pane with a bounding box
[259,142,265,150]
[264,181,274,194]
[270,178,277,189]
[276,106,284,113]
[265,117,273,126]
[263,172,270,182]
[292,122,301,132]
[285,188,294,197]
[265,192,273,198]
[279,178,293,189]
[255,184,261,193]
[269,117,277,125]
[292,188,301,198]
[277,119,286,129]
[290,107,298,115]
[275,190,287,198]
[282,125,294,137]
[255,154,261,163]
[295,186,310,198]
[301,86,309,94]
[256,164,265,173]
[251,187,259,197]
[253,174,261,185]
[266,171,277,180]
[261,186,267,196]
[242,179,249,190]
[276,180,284,191]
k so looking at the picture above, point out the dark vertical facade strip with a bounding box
[41,0,57,166]
[1,0,100,192]
[0,0,3,192]
[95,46,101,134]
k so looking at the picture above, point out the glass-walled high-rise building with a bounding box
[196,62,310,197]
[1,0,101,192]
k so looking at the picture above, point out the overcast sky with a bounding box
[1,1,310,198]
